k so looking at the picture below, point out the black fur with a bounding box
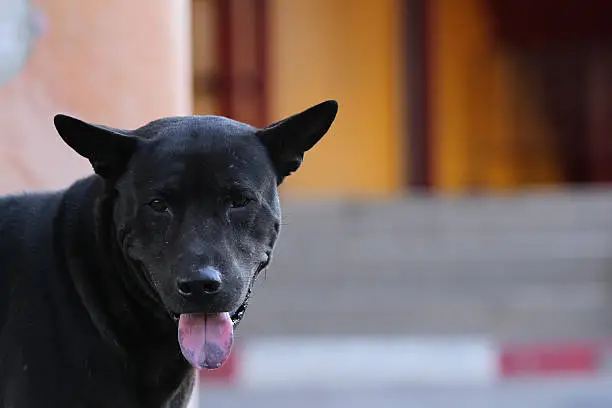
[0,101,338,407]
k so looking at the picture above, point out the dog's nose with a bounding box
[177,267,222,297]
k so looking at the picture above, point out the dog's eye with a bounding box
[148,198,169,213]
[229,196,252,209]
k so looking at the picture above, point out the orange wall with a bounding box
[430,0,562,192]
[268,0,404,198]
[0,0,191,194]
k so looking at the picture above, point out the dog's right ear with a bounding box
[54,114,138,179]
[257,100,338,185]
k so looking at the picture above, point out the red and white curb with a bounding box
[196,337,612,388]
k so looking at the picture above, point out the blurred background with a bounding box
[2,0,612,406]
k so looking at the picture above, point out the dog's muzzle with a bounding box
[176,259,266,370]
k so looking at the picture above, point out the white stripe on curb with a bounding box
[237,337,497,389]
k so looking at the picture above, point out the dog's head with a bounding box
[54,100,338,369]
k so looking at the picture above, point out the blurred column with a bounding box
[587,50,612,183]
[216,0,268,128]
[0,0,192,193]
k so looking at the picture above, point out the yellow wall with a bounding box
[268,0,404,198]
[193,0,564,197]
[430,0,562,192]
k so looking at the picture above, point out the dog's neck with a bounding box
[58,176,177,355]
[57,176,194,401]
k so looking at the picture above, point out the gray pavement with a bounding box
[199,377,612,408]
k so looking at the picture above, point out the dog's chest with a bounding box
[133,341,194,407]
[0,342,139,407]
[1,310,138,407]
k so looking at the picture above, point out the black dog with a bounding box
[0,100,338,407]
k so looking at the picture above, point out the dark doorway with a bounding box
[487,0,612,184]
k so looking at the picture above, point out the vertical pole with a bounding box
[405,0,433,189]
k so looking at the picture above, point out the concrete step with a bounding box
[266,259,612,282]
[239,308,612,340]
[280,190,612,231]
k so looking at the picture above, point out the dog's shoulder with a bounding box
[0,189,64,339]
[0,189,63,247]
[0,175,100,229]
[0,177,99,326]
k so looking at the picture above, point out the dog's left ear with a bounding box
[257,100,338,184]
[54,114,138,179]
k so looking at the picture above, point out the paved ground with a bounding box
[199,377,612,408]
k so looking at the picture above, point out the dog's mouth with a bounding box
[177,312,234,370]
[168,290,249,327]
[173,269,258,371]
[173,287,252,370]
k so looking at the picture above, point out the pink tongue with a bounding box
[178,312,234,370]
